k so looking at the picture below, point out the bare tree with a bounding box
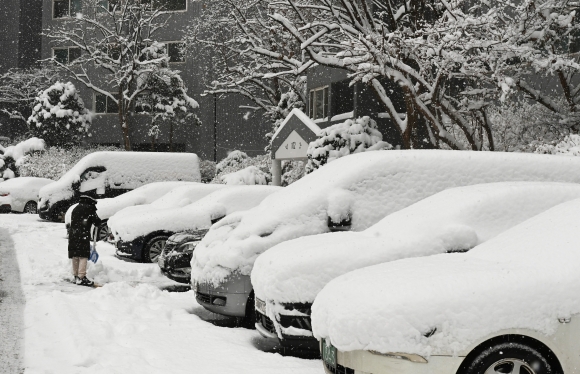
[45,0,198,150]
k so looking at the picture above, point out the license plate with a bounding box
[322,339,337,368]
[255,297,267,315]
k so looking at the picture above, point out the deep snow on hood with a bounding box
[252,182,580,305]
[64,181,195,224]
[39,151,200,205]
[111,185,280,242]
[191,150,580,286]
[311,197,580,357]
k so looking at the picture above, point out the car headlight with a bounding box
[176,241,199,254]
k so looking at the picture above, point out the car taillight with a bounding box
[0,193,9,197]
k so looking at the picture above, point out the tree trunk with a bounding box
[169,122,174,152]
[118,89,131,151]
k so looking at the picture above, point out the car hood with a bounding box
[311,198,580,357]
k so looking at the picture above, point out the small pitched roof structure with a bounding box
[271,109,321,160]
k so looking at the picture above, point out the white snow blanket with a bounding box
[111,186,281,242]
[109,183,226,240]
[252,182,580,337]
[0,177,53,212]
[39,151,201,205]
[64,181,196,225]
[311,197,580,357]
[191,150,580,286]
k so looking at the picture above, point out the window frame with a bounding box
[94,92,119,114]
[309,86,329,121]
[163,41,186,64]
[52,0,82,19]
[52,47,81,64]
[107,0,188,13]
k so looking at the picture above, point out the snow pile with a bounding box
[305,116,392,173]
[252,182,580,338]
[534,134,580,156]
[312,197,580,356]
[220,166,270,185]
[191,150,580,287]
[111,185,280,242]
[2,137,46,166]
[39,151,201,205]
[0,177,53,212]
[211,150,272,184]
[109,183,226,240]
[64,181,196,225]
[27,81,92,146]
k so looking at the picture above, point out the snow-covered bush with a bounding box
[0,137,46,180]
[305,116,392,174]
[18,145,122,180]
[211,151,272,184]
[220,166,270,185]
[281,160,305,187]
[27,81,91,146]
[199,159,216,183]
[532,134,580,156]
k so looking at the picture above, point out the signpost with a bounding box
[270,109,321,186]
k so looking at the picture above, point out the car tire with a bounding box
[143,236,168,263]
[465,341,557,374]
[96,222,110,242]
[239,291,257,329]
[23,201,37,214]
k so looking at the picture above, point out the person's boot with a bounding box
[74,276,81,284]
[78,277,94,287]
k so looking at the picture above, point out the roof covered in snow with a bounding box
[311,197,580,357]
[39,152,201,204]
[191,150,580,286]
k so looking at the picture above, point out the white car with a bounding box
[311,197,580,374]
[0,177,53,213]
[64,181,198,241]
[191,149,580,322]
[113,185,280,264]
[251,181,580,351]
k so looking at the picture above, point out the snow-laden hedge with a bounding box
[305,116,392,174]
[18,145,123,180]
[533,134,580,156]
[212,151,272,185]
[0,137,46,180]
[27,81,91,146]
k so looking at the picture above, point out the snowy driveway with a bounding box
[0,214,321,374]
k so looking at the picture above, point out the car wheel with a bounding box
[96,223,110,242]
[24,201,37,214]
[144,236,168,263]
[465,342,556,374]
[239,291,257,329]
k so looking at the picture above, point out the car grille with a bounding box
[196,291,211,304]
[279,302,313,331]
[324,362,354,374]
[258,313,276,334]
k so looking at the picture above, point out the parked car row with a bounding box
[15,149,580,374]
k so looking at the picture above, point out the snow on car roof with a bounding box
[311,197,580,357]
[39,151,201,203]
[191,150,580,286]
[64,181,198,224]
[109,183,226,240]
[111,185,281,242]
[252,181,580,307]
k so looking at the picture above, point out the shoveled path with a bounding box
[0,228,24,374]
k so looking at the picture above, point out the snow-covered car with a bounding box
[64,181,198,241]
[38,151,201,222]
[0,177,53,213]
[251,181,580,351]
[311,197,580,374]
[156,185,281,283]
[191,150,580,323]
[108,183,227,262]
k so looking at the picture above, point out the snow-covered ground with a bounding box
[0,214,320,373]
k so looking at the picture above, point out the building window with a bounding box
[53,47,81,64]
[53,0,82,18]
[309,86,329,120]
[165,42,185,63]
[95,93,119,114]
[108,0,186,12]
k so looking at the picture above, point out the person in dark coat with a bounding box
[68,195,101,286]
